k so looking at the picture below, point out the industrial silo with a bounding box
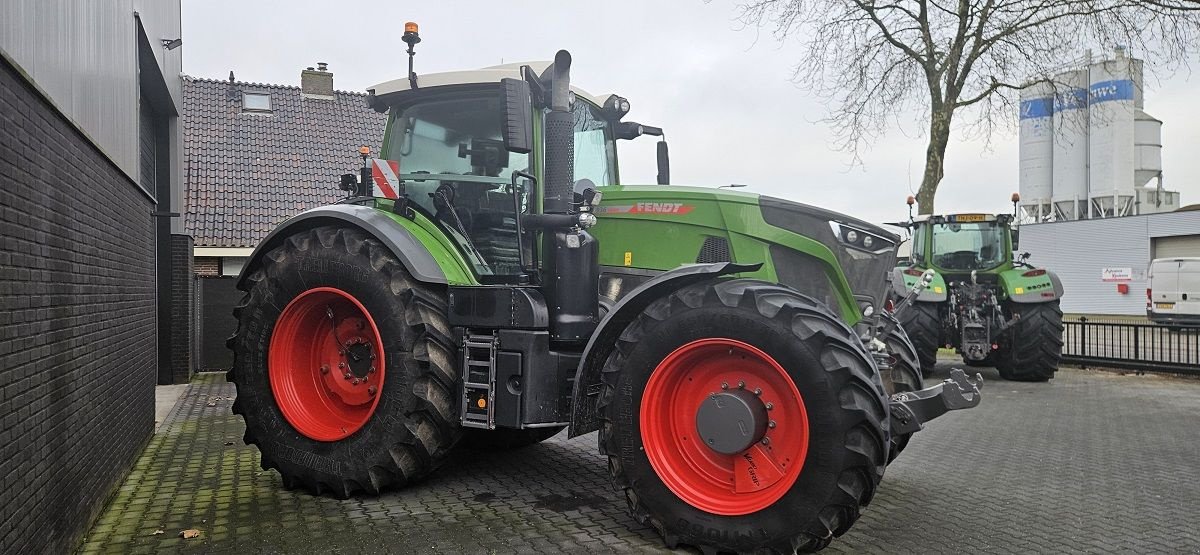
[1134,111,1162,188]
[1051,69,1089,220]
[1018,81,1054,220]
[1087,49,1142,217]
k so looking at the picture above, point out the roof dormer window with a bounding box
[243,92,271,113]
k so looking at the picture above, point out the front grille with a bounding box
[760,196,899,316]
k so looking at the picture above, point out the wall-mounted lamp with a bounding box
[161,38,183,50]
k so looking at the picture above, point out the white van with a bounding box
[1147,258,1200,328]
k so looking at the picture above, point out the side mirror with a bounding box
[1011,228,1020,251]
[500,78,533,154]
[656,141,670,185]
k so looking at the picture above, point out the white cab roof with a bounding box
[368,61,610,106]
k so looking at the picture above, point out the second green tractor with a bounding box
[889,197,1065,382]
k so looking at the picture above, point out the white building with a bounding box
[1021,209,1200,315]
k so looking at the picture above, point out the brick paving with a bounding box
[79,361,1200,554]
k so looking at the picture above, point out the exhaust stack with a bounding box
[542,50,574,216]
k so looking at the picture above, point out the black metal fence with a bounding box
[1062,318,1200,374]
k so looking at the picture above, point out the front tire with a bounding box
[228,226,461,497]
[895,302,941,377]
[880,313,923,461]
[598,279,889,553]
[995,300,1063,382]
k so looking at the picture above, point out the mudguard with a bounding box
[236,204,449,289]
[890,267,948,302]
[999,268,1065,303]
[567,262,760,438]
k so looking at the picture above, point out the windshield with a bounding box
[382,90,531,278]
[930,222,1006,271]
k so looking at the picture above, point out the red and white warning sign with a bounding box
[370,158,400,199]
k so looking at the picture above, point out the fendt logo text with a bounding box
[599,203,695,215]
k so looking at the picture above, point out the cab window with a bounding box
[571,100,617,187]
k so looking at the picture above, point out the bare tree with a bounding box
[736,0,1200,213]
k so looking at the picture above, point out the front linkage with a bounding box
[877,266,983,437]
[890,369,982,435]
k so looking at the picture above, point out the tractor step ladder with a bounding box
[460,332,498,429]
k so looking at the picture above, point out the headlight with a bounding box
[846,230,859,243]
[578,212,598,228]
[862,235,874,248]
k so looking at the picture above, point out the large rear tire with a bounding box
[995,300,1063,382]
[598,279,890,554]
[879,313,923,461]
[895,302,941,377]
[458,426,565,451]
[228,226,461,498]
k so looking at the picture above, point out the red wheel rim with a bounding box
[640,338,809,515]
[269,287,386,441]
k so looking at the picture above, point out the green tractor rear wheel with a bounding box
[995,300,1064,382]
[895,303,941,376]
[598,279,889,553]
[228,226,461,497]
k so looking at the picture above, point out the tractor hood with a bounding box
[590,184,900,323]
[757,195,901,318]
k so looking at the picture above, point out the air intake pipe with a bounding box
[542,50,574,216]
[538,50,598,344]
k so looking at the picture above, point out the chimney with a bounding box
[301,62,334,100]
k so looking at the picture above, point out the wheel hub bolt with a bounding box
[339,362,346,369]
[737,380,745,389]
[369,366,376,374]
[766,402,774,410]
[761,437,771,445]
[339,349,345,355]
[344,372,352,380]
[754,387,762,396]
[721,382,729,390]
[369,353,376,360]
[768,420,777,429]
[352,378,360,385]
[368,386,377,396]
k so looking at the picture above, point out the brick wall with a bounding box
[170,234,194,384]
[195,256,219,276]
[0,57,157,553]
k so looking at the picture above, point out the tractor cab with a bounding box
[359,67,628,281]
[910,213,1015,274]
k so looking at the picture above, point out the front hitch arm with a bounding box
[890,369,983,435]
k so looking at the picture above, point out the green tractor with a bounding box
[888,195,1065,382]
[228,29,981,554]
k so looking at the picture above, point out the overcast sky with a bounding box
[181,0,1200,225]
